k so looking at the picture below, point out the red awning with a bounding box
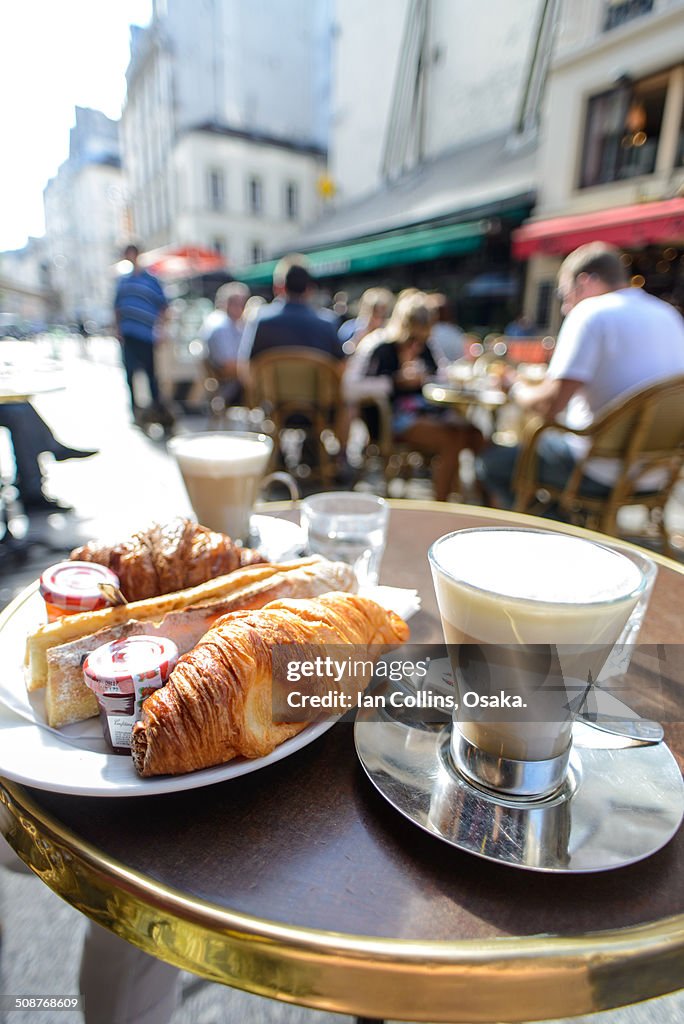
[512,198,684,259]
[140,245,227,279]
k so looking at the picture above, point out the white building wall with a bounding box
[424,0,539,159]
[160,0,330,148]
[535,0,684,216]
[122,31,175,247]
[44,160,126,325]
[329,0,410,204]
[329,0,540,202]
[0,238,52,323]
[124,0,331,254]
[44,167,78,322]
[173,132,325,266]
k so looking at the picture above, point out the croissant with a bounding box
[131,592,409,777]
[71,517,266,602]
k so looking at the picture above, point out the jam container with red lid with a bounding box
[40,561,121,622]
[83,636,179,754]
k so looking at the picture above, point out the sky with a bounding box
[0,0,153,253]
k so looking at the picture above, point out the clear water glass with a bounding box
[300,492,389,587]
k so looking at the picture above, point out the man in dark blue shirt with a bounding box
[238,259,344,363]
[114,244,170,426]
[238,257,348,478]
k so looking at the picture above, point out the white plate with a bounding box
[0,582,334,798]
[0,518,418,797]
[0,698,336,798]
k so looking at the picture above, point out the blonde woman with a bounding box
[365,292,482,501]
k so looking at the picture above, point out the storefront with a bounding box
[512,197,684,328]
[231,131,537,333]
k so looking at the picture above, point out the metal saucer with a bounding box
[354,684,684,873]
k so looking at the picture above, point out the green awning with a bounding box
[233,218,489,286]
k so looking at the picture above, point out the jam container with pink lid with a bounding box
[40,561,121,622]
[83,636,179,754]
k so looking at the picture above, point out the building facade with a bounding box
[121,0,330,262]
[513,0,684,328]
[329,0,541,203]
[236,0,550,329]
[43,107,127,327]
[0,237,55,331]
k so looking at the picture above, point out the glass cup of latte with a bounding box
[429,528,656,800]
[169,431,279,543]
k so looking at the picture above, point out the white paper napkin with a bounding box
[357,585,421,621]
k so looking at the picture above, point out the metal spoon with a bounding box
[577,713,664,746]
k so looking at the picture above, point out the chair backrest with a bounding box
[248,347,342,417]
[586,374,684,465]
[565,376,684,507]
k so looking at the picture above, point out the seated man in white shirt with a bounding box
[199,282,250,406]
[477,241,684,508]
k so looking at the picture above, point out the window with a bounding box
[603,0,653,32]
[251,242,265,264]
[207,168,225,211]
[579,73,667,188]
[248,176,263,214]
[285,181,298,220]
[535,281,554,329]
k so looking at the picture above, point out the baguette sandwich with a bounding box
[34,558,356,728]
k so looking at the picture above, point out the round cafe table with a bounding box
[422,380,508,413]
[1,501,683,1023]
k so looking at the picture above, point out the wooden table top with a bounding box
[1,501,683,1023]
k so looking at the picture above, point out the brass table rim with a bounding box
[2,776,683,964]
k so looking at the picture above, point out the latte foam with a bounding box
[170,434,270,478]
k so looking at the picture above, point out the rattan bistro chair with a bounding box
[512,374,684,557]
[246,347,343,484]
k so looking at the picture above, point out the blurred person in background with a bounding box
[239,256,347,477]
[238,256,344,363]
[427,293,464,362]
[504,312,537,337]
[338,287,394,353]
[243,294,266,322]
[0,401,96,513]
[114,244,172,429]
[199,281,250,406]
[478,242,684,508]
[364,292,482,501]
[342,289,422,401]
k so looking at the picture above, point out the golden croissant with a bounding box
[71,517,265,602]
[131,592,409,777]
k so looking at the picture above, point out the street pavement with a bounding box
[0,337,682,1024]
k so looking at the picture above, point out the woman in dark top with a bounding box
[366,293,482,501]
